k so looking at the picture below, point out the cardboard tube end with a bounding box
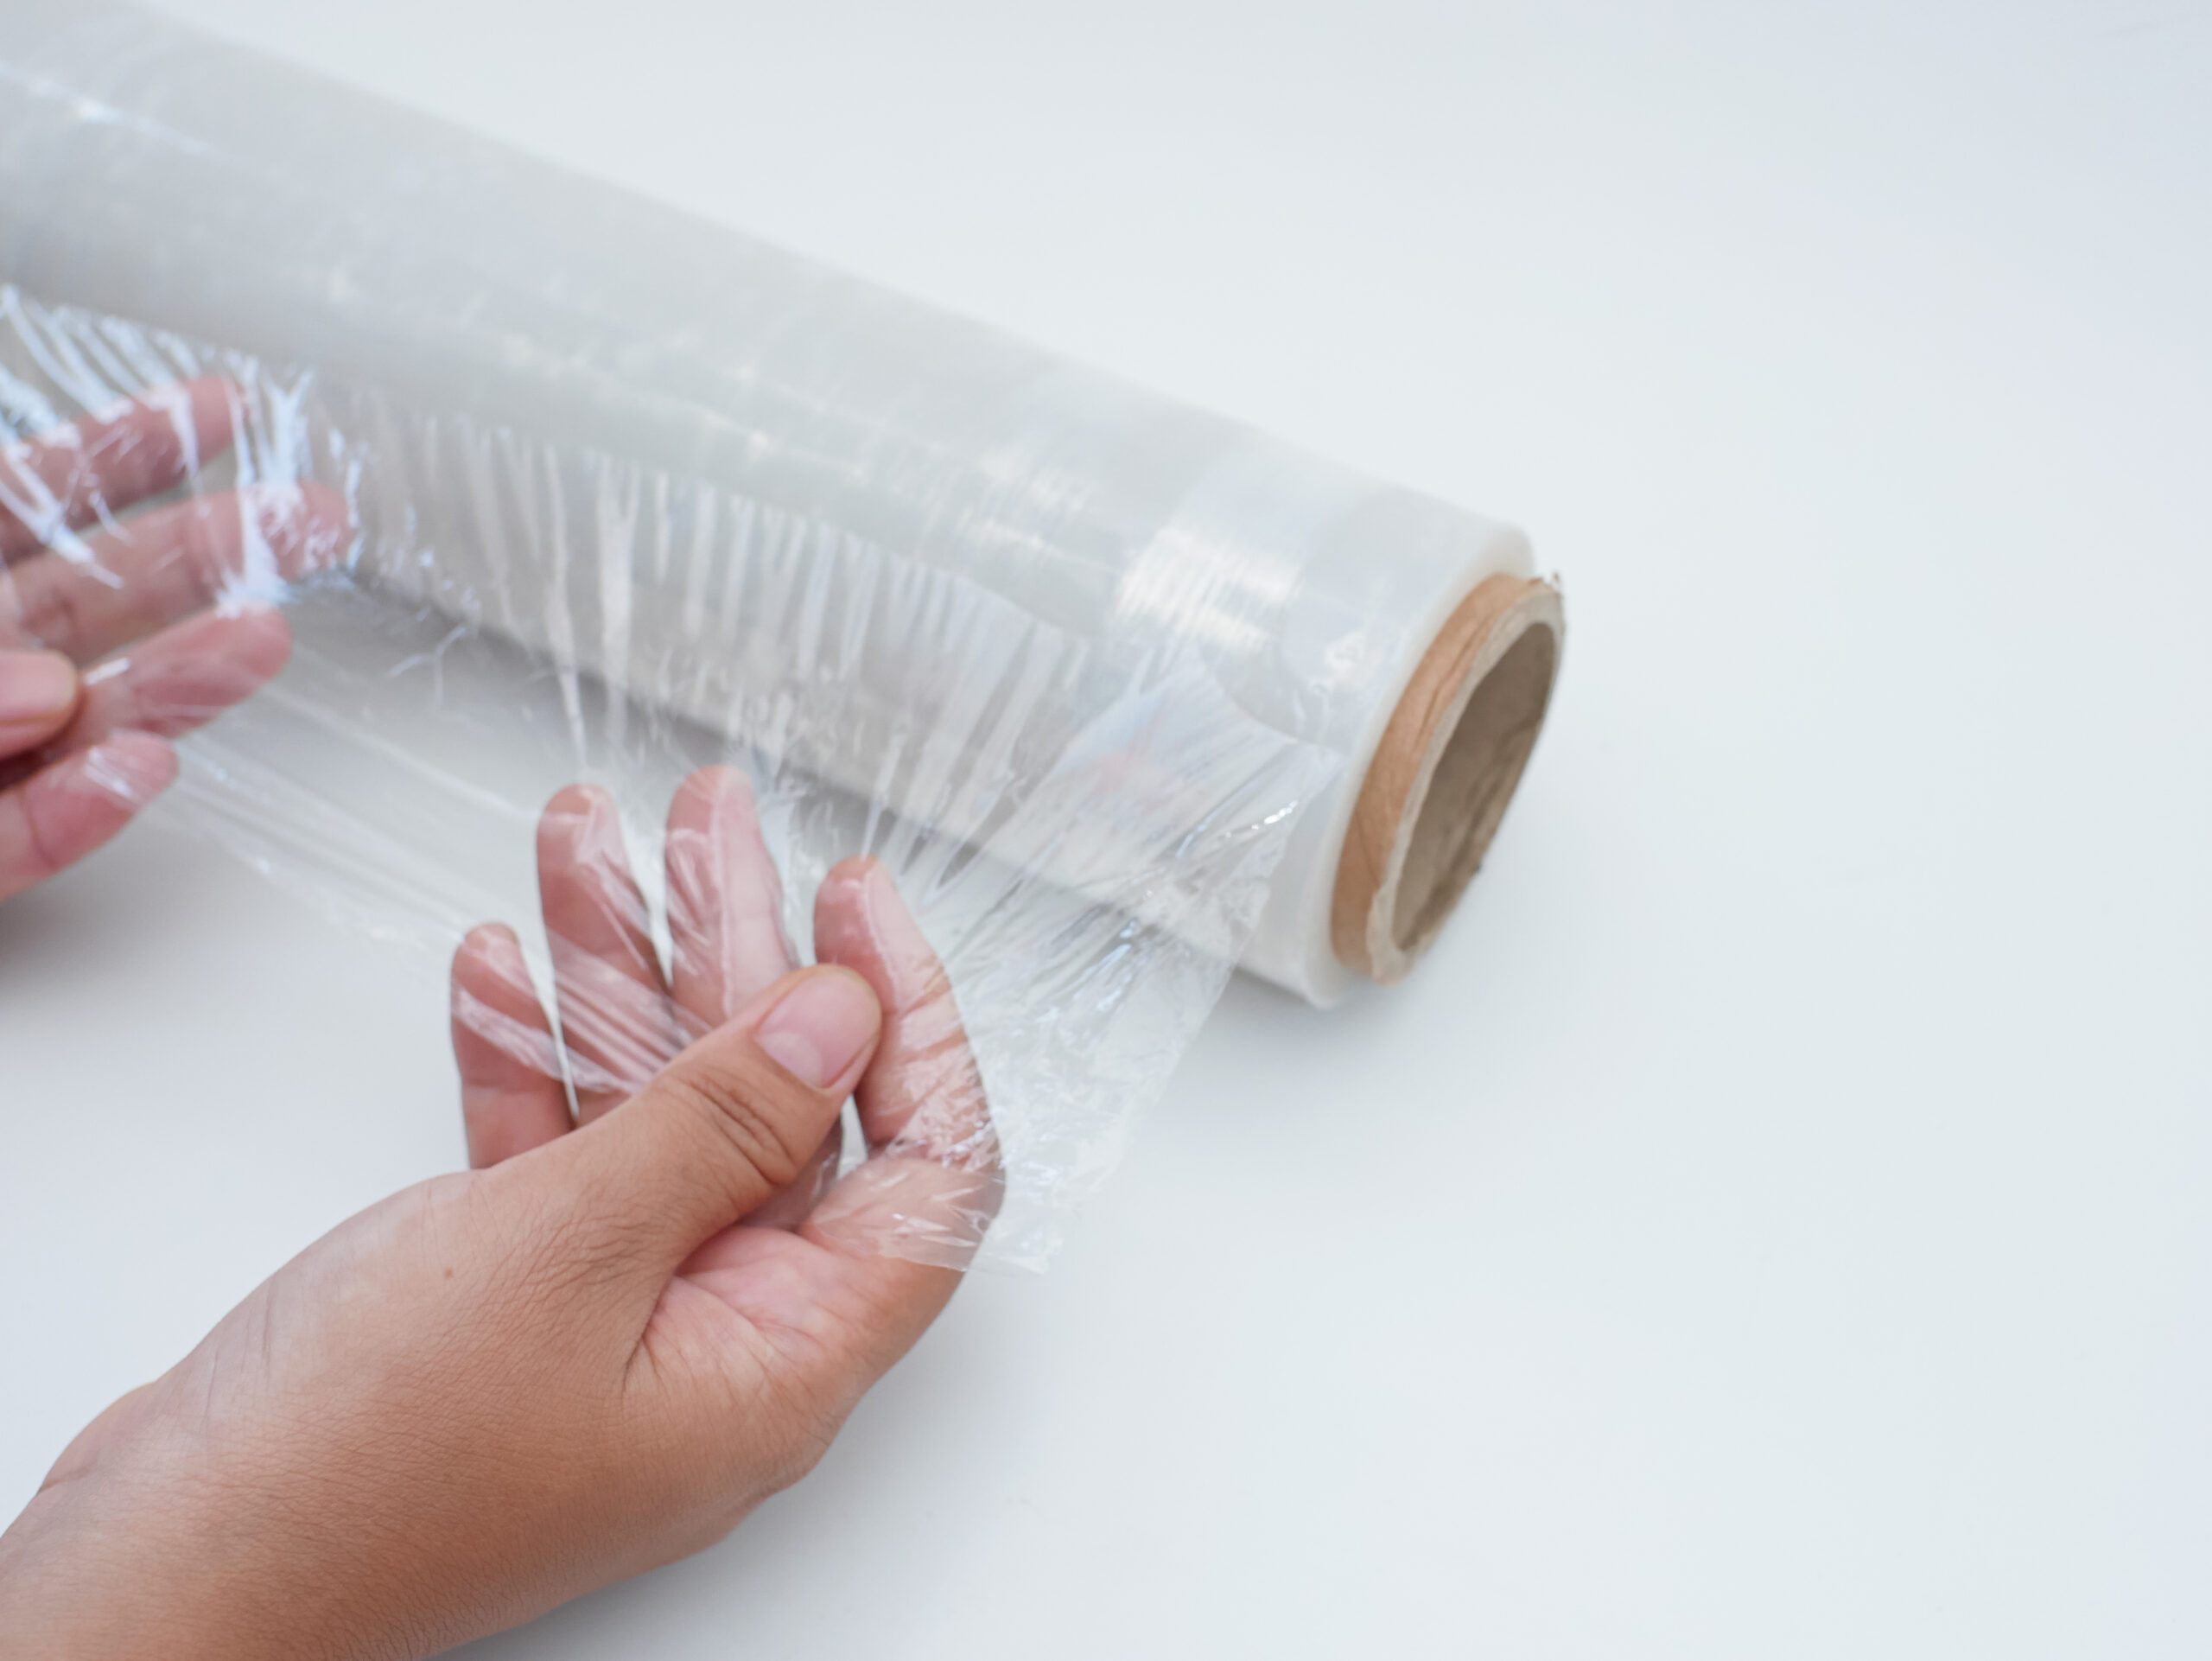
[1331,573,1564,984]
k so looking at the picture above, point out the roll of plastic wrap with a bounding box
[0,2,1563,1265]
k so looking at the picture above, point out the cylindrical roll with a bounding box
[0,0,1560,1006]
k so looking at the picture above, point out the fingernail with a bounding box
[756,970,879,1089]
[0,651,77,739]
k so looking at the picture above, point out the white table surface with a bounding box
[3,2,2208,1655]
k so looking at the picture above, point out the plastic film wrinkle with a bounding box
[0,10,1568,1263]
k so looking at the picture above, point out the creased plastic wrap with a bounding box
[0,2,1545,1268]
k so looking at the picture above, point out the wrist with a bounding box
[0,1476,364,1661]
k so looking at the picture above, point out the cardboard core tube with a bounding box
[1332,573,1564,983]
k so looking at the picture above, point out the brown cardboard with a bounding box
[1332,574,1564,983]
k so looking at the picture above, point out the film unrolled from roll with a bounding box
[0,1,1563,1266]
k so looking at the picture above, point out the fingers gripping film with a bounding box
[550,966,882,1271]
[809,858,1001,1269]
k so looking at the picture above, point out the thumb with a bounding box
[542,964,880,1276]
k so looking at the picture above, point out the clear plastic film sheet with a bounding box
[0,3,1541,1268]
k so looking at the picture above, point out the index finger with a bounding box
[1,379,239,564]
[664,765,795,1038]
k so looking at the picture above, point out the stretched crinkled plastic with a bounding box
[0,3,1561,1269]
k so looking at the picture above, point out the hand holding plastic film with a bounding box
[0,2,1563,1267]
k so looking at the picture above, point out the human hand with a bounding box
[0,767,997,1659]
[0,379,347,899]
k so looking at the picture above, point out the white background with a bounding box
[3,1,2208,1655]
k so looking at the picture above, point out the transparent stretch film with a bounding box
[0,3,1552,1268]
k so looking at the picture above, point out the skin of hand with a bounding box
[0,767,998,1659]
[0,379,347,900]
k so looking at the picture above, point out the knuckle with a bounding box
[654,1051,814,1194]
[476,1162,640,1307]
